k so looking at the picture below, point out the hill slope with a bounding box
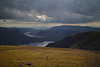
[0,27,44,45]
[46,31,100,51]
[0,46,99,67]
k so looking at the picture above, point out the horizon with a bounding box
[0,19,100,30]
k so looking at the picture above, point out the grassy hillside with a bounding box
[0,46,100,67]
[46,31,100,51]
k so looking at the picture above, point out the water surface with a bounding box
[20,41,54,47]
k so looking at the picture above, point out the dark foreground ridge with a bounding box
[46,31,100,51]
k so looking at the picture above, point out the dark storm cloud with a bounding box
[0,0,100,23]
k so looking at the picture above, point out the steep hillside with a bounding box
[46,31,100,51]
[0,27,44,45]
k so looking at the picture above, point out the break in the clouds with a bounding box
[0,0,100,24]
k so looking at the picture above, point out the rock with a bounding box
[18,64,23,66]
[46,57,48,59]
[10,62,13,63]
[46,56,49,59]
[27,62,34,65]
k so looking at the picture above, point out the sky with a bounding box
[0,0,100,29]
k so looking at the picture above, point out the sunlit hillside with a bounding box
[0,46,100,67]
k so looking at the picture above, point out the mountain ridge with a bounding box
[37,25,100,41]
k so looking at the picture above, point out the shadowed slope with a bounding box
[46,31,100,51]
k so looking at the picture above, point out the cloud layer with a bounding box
[0,0,100,24]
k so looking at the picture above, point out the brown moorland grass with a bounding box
[0,46,100,67]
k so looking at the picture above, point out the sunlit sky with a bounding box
[0,0,100,29]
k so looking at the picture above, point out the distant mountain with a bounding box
[37,25,100,41]
[49,25,100,32]
[10,27,41,35]
[0,27,44,45]
[46,31,100,51]
[10,27,35,33]
[37,30,79,41]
